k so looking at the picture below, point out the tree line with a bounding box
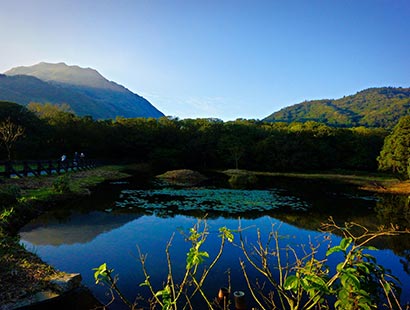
[0,101,391,173]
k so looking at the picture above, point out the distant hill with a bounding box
[264,87,410,128]
[2,62,164,119]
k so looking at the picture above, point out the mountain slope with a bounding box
[0,74,102,117]
[264,87,410,128]
[3,62,164,119]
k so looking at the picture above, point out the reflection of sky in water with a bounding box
[21,214,410,309]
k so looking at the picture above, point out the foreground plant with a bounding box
[94,220,234,309]
[94,218,409,309]
[239,217,408,310]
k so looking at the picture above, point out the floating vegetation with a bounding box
[114,188,310,215]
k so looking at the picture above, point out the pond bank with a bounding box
[222,169,405,194]
[0,166,130,309]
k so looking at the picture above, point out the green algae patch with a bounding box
[114,187,310,215]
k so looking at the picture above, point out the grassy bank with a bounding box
[0,165,130,307]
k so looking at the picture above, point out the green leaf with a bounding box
[356,262,370,274]
[305,274,328,291]
[139,276,150,287]
[284,275,299,291]
[340,238,352,251]
[219,226,234,242]
[186,247,209,269]
[362,254,376,263]
[338,288,349,300]
[326,245,342,256]
[336,262,344,272]
[341,272,361,289]
[383,282,391,293]
[92,263,112,284]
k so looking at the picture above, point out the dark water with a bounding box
[19,174,410,309]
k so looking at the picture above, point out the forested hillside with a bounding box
[0,101,387,173]
[264,87,410,128]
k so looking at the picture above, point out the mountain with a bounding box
[2,62,164,119]
[264,87,410,128]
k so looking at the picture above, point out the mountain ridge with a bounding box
[2,62,164,119]
[264,87,410,128]
[5,62,124,91]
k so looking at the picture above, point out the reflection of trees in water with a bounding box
[375,194,410,229]
[270,201,410,276]
[370,195,410,275]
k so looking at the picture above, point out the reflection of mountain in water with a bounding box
[20,211,142,246]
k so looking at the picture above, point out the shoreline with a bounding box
[222,169,405,194]
[0,166,131,309]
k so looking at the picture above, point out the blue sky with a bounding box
[1,0,409,120]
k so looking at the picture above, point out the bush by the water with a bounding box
[52,174,71,193]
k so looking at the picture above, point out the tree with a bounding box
[378,115,410,179]
[0,117,25,160]
[27,102,73,119]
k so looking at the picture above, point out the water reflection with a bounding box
[19,176,410,308]
[20,212,142,245]
[375,194,410,229]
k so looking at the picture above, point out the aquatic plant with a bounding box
[114,188,310,215]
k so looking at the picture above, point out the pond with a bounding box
[20,173,410,309]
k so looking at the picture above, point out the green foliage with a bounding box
[239,219,405,310]
[325,237,397,310]
[0,207,14,226]
[52,174,71,193]
[186,227,210,269]
[378,115,410,179]
[0,100,387,172]
[28,102,74,119]
[0,184,21,208]
[219,226,234,242]
[265,87,410,129]
[155,285,174,310]
[94,220,234,310]
[93,262,113,285]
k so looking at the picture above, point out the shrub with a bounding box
[0,184,21,209]
[52,174,71,193]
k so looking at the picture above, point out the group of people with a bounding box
[61,152,85,164]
